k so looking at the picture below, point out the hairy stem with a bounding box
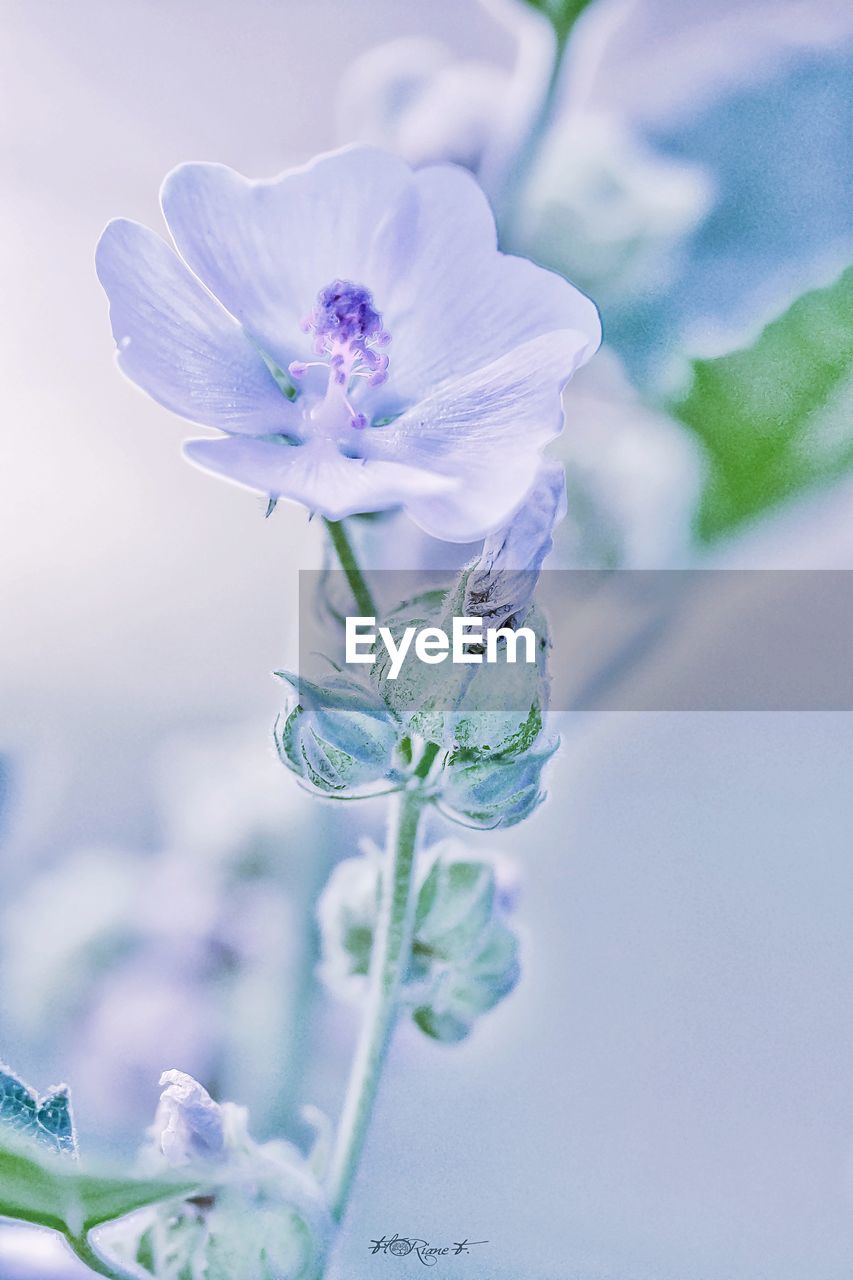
[326,788,425,1221]
[323,518,377,618]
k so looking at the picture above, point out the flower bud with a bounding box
[317,839,520,1043]
[154,1069,225,1166]
[440,739,558,830]
[371,591,470,745]
[447,614,549,761]
[104,1071,331,1280]
[274,671,399,795]
[464,461,566,632]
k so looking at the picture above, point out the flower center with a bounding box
[288,280,390,430]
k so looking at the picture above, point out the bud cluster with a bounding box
[275,598,556,830]
[317,838,521,1043]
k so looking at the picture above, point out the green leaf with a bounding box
[671,266,853,541]
[519,0,596,42]
[0,1134,194,1235]
[75,1169,197,1233]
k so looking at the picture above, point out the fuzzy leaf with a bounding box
[0,1134,194,1235]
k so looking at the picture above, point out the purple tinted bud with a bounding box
[154,1070,225,1167]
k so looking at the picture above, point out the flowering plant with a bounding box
[7,0,847,1275]
[1,56,599,1259]
[95,146,598,541]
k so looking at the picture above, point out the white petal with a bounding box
[95,219,296,434]
[161,147,416,374]
[377,164,601,404]
[183,435,455,522]
[362,329,585,540]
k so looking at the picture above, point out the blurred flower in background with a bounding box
[515,109,713,309]
[337,0,713,318]
[552,348,704,568]
[336,0,555,196]
[0,727,338,1151]
[337,37,510,174]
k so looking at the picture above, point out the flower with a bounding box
[153,1069,226,1166]
[336,37,510,175]
[95,145,600,542]
[0,725,338,1142]
[334,3,556,198]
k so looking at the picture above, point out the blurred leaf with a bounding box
[519,0,596,41]
[672,266,853,540]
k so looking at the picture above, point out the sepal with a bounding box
[439,738,558,830]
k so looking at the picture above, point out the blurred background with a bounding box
[2,0,853,1275]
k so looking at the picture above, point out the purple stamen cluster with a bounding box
[289,279,390,428]
[312,280,383,344]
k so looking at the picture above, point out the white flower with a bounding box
[334,0,555,195]
[153,1069,227,1167]
[96,146,599,541]
[336,37,510,174]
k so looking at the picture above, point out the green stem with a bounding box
[65,1230,139,1280]
[413,740,442,780]
[326,788,425,1221]
[323,518,377,618]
